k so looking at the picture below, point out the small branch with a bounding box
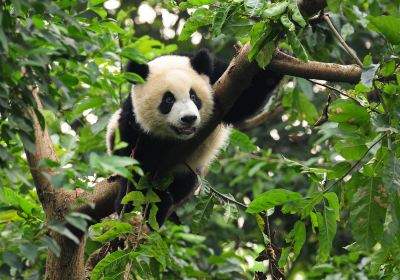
[322,14,363,67]
[307,79,382,114]
[207,184,248,209]
[235,105,284,131]
[324,133,386,193]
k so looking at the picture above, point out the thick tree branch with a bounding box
[25,87,57,212]
[269,50,362,83]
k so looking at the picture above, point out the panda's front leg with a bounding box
[154,172,198,225]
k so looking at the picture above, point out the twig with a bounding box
[235,105,284,131]
[207,183,248,209]
[184,162,248,209]
[322,14,363,67]
[307,79,382,114]
[324,133,386,193]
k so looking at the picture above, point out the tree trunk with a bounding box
[45,233,86,280]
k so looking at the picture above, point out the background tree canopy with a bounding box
[0,0,399,279]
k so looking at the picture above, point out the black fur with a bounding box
[190,49,213,77]
[190,89,202,110]
[158,92,175,114]
[111,49,283,226]
[126,60,149,81]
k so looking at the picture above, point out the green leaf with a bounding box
[0,187,36,215]
[367,15,400,45]
[334,139,368,160]
[317,207,337,262]
[0,28,9,52]
[48,222,80,245]
[89,221,132,243]
[121,191,146,205]
[245,0,264,16]
[91,7,107,19]
[288,0,306,27]
[328,99,369,123]
[72,96,105,117]
[282,192,324,218]
[101,21,125,33]
[279,221,306,267]
[280,14,295,32]
[327,0,340,12]
[382,153,400,192]
[256,40,276,69]
[287,31,308,62]
[148,204,159,231]
[248,22,271,61]
[262,2,288,19]
[327,162,351,180]
[65,212,91,233]
[192,194,215,233]
[350,178,388,249]
[31,15,45,29]
[229,129,257,152]
[91,250,135,280]
[380,60,396,77]
[120,48,147,63]
[291,90,318,123]
[123,72,145,83]
[323,192,340,221]
[212,3,236,36]
[247,189,302,213]
[89,0,107,6]
[90,153,137,180]
[40,236,61,257]
[179,8,212,41]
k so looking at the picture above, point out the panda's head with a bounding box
[127,50,215,140]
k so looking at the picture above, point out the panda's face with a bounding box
[131,55,214,140]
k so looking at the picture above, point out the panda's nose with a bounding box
[181,115,197,124]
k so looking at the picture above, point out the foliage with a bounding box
[0,0,399,279]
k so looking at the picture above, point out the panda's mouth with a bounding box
[171,125,197,136]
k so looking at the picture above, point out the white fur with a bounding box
[175,124,231,174]
[106,109,121,155]
[131,55,214,140]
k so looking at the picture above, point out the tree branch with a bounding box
[25,87,57,212]
[269,50,362,83]
[322,13,363,67]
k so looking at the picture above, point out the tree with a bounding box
[0,0,399,279]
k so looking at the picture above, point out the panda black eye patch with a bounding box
[159,91,175,114]
[190,89,202,109]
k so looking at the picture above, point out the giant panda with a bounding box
[106,49,282,225]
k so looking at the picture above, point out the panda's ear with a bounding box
[190,49,213,78]
[126,60,149,82]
